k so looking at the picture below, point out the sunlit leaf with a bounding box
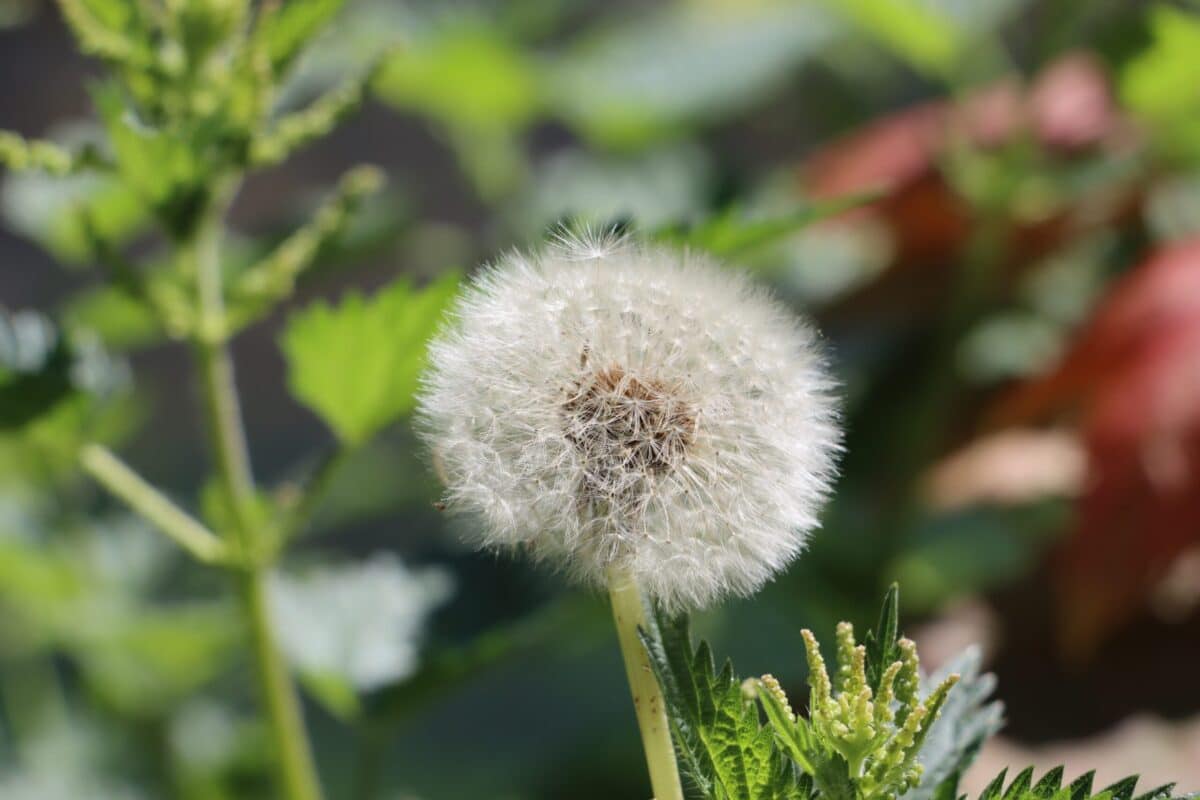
[256,0,347,75]
[94,83,206,234]
[1120,5,1200,160]
[640,609,812,800]
[0,167,149,263]
[374,25,539,133]
[280,271,460,445]
[818,0,966,79]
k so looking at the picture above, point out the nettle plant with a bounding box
[2,1,451,798]
[1,3,1197,800]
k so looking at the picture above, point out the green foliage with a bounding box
[257,0,348,74]
[229,166,385,329]
[643,586,996,800]
[963,766,1180,800]
[280,272,460,445]
[757,589,962,800]
[0,167,150,263]
[1120,5,1200,161]
[818,0,966,80]
[772,627,956,800]
[546,3,835,148]
[654,193,880,262]
[374,26,539,134]
[639,610,813,800]
[0,130,108,176]
[0,308,127,430]
[906,648,1004,800]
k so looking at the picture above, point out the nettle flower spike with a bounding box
[764,625,959,800]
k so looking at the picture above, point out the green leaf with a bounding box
[280,271,460,445]
[373,25,539,133]
[817,0,966,79]
[0,166,150,263]
[968,769,1181,800]
[653,193,879,261]
[1120,6,1200,161]
[56,0,154,65]
[249,57,384,167]
[862,582,900,694]
[907,647,1004,800]
[81,603,240,715]
[0,309,127,430]
[229,166,385,328]
[640,609,811,800]
[64,286,162,350]
[168,0,246,64]
[256,0,347,75]
[94,83,207,234]
[0,130,109,176]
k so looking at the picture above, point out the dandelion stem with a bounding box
[607,566,684,800]
[189,191,325,800]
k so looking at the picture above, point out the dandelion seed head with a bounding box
[417,232,840,611]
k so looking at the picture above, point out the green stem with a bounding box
[277,445,355,544]
[79,444,226,563]
[607,567,684,800]
[189,195,324,800]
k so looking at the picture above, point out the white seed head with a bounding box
[417,232,840,612]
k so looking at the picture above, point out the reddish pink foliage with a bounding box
[803,53,1128,292]
[998,239,1200,655]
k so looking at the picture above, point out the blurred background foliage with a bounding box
[3,0,1200,797]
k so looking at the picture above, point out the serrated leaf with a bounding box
[971,768,1184,800]
[1033,768,1066,798]
[908,646,1005,800]
[981,770,1010,800]
[1004,768,1036,800]
[862,582,900,694]
[280,271,459,445]
[640,609,811,800]
[1070,772,1098,800]
[1104,776,1141,800]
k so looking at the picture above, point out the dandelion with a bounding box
[418,231,840,611]
[418,230,840,800]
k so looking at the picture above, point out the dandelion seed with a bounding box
[417,230,840,612]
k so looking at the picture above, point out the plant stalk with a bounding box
[607,566,684,800]
[79,444,226,563]
[190,195,324,800]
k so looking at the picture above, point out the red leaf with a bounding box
[996,238,1200,656]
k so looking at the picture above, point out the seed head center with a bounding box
[563,364,696,482]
